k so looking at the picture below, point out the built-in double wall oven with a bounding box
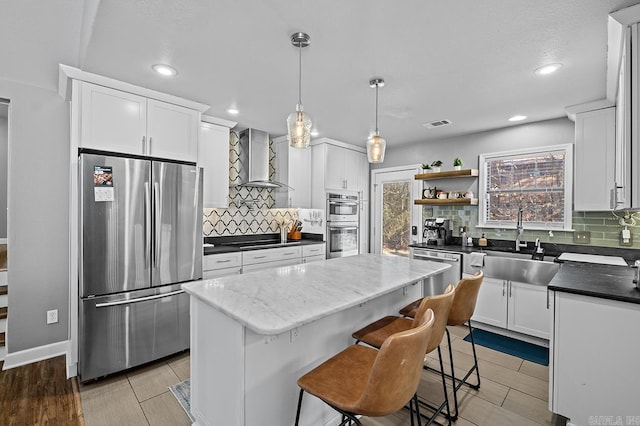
[326,192,359,258]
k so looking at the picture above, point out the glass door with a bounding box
[372,167,422,257]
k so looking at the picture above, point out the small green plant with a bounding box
[453,157,463,167]
[431,160,443,167]
[421,163,432,170]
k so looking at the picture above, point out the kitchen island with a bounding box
[182,254,450,425]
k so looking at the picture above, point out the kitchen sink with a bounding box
[482,255,560,286]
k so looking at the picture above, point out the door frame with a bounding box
[371,164,422,255]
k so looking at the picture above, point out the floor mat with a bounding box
[169,379,194,422]
[463,329,549,366]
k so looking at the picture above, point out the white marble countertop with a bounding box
[182,254,450,335]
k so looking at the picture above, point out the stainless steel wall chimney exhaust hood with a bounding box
[237,128,289,189]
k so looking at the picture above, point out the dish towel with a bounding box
[469,252,486,268]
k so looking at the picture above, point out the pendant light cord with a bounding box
[375,83,379,133]
[298,43,302,106]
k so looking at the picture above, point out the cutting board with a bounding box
[557,252,628,266]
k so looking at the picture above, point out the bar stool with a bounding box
[399,271,484,420]
[351,284,455,425]
[295,309,435,426]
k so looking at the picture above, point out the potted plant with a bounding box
[431,160,443,173]
[453,157,463,171]
[421,163,432,173]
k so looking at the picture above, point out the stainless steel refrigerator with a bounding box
[78,150,202,381]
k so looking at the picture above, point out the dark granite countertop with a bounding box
[204,233,325,255]
[548,262,640,304]
[410,238,640,264]
[411,238,640,304]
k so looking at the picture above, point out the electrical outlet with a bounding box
[573,231,590,244]
[46,309,58,324]
[290,327,300,342]
[620,229,633,246]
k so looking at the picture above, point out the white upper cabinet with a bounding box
[79,81,199,162]
[80,82,147,155]
[324,144,361,191]
[573,107,617,211]
[273,136,311,208]
[146,99,199,162]
[199,122,230,208]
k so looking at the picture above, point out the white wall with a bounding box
[0,110,7,238]
[374,118,574,176]
[0,79,70,353]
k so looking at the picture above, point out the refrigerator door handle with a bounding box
[154,182,161,268]
[94,289,185,308]
[144,181,151,268]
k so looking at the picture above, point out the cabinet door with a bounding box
[200,123,230,208]
[274,140,311,208]
[343,149,361,191]
[80,82,147,155]
[147,99,199,162]
[471,277,507,328]
[324,144,346,190]
[574,108,616,211]
[507,281,550,339]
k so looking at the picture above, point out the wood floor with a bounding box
[0,326,567,426]
[0,356,83,425]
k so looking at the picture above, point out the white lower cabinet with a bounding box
[203,252,242,279]
[242,246,302,273]
[471,276,549,339]
[550,291,640,423]
[302,243,326,263]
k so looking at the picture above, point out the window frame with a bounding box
[478,143,573,231]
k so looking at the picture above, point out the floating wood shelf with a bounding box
[414,169,479,180]
[414,198,479,206]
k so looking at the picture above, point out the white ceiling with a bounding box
[2,0,640,148]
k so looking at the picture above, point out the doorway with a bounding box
[371,166,422,256]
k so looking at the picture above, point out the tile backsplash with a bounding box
[203,130,297,237]
[424,205,640,249]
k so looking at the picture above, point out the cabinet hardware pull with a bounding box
[253,255,266,259]
[216,259,232,263]
[502,281,506,297]
[96,290,184,308]
[508,281,512,298]
[142,135,146,153]
[148,136,152,155]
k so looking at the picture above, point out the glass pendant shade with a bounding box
[287,106,312,148]
[367,78,386,163]
[366,132,386,163]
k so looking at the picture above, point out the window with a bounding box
[478,144,573,230]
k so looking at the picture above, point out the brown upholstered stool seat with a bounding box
[295,310,435,426]
[398,270,485,421]
[351,284,456,425]
[351,316,412,349]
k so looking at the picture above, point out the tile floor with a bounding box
[79,326,566,426]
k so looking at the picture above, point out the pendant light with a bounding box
[367,78,386,163]
[287,32,312,148]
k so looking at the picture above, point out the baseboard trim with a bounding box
[2,340,69,371]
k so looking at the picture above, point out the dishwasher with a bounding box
[410,247,463,295]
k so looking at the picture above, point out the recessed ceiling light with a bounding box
[310,130,319,137]
[534,63,562,75]
[508,115,527,122]
[227,108,239,115]
[152,64,178,77]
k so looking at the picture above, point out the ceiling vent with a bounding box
[423,119,452,129]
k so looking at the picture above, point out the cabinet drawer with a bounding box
[203,252,242,271]
[203,267,241,279]
[303,254,325,264]
[242,246,302,265]
[302,244,325,257]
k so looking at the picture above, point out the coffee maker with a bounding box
[423,218,452,246]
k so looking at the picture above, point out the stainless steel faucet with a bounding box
[515,208,527,251]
